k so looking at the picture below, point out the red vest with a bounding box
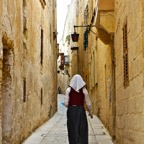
[69,87,84,106]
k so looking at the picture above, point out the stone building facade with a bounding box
[93,0,115,139]
[66,0,144,143]
[0,0,57,143]
[115,0,144,143]
[69,0,116,139]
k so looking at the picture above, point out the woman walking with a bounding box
[64,74,93,144]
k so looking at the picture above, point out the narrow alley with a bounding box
[23,94,114,144]
[1,0,144,144]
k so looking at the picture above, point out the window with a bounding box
[123,22,129,88]
[50,25,52,44]
[23,78,26,102]
[23,0,28,39]
[41,88,43,105]
[23,0,26,7]
[41,29,43,65]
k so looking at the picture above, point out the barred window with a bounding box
[123,22,129,88]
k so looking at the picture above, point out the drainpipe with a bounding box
[111,33,116,141]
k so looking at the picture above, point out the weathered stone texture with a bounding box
[96,39,114,133]
[0,0,57,144]
[71,0,115,138]
[58,0,144,143]
[115,0,144,143]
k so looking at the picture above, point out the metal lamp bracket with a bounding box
[73,25,96,35]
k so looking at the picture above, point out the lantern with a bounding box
[71,32,79,42]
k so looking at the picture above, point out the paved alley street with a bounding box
[1,0,144,143]
[23,95,114,144]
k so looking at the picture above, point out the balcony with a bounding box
[95,0,114,43]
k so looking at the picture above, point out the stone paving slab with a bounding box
[87,115,114,144]
[22,113,63,144]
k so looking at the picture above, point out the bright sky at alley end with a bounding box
[57,0,72,43]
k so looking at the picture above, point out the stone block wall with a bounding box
[96,38,113,134]
[72,0,115,137]
[0,0,57,143]
[86,0,115,138]
[115,0,144,143]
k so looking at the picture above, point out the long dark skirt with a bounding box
[67,106,88,144]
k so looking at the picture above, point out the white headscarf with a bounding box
[69,74,86,92]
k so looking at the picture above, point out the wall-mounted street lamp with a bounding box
[71,25,96,42]
[71,32,79,42]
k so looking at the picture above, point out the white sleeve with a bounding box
[83,88,92,111]
[64,87,71,107]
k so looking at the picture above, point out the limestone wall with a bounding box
[72,0,115,136]
[0,0,57,143]
[115,0,144,143]
[96,38,114,134]
[86,0,115,137]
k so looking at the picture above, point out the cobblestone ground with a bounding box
[23,94,114,144]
